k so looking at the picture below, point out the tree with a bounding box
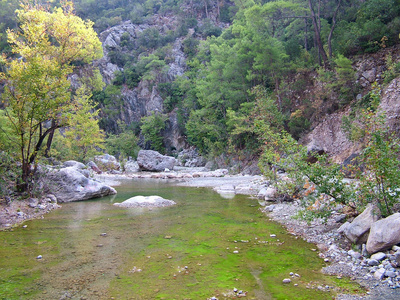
[63,86,105,162]
[0,1,103,191]
[140,113,168,153]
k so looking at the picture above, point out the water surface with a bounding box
[0,179,361,299]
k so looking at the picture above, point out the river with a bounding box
[0,178,359,299]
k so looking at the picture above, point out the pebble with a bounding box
[100,233,107,237]
[36,255,42,259]
[270,234,276,238]
[282,278,291,284]
[233,250,239,254]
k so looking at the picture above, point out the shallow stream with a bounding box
[0,179,361,299]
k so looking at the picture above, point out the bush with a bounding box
[106,123,140,160]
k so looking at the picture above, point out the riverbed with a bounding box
[0,178,360,299]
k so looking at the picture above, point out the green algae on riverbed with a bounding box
[0,179,363,299]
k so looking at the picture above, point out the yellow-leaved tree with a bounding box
[0,1,103,191]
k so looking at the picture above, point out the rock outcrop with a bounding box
[40,161,117,203]
[137,150,176,172]
[302,47,400,163]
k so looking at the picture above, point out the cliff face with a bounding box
[96,18,187,150]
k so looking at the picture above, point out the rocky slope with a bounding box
[302,46,400,163]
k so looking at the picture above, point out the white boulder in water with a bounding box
[114,196,176,208]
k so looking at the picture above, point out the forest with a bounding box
[1,0,400,216]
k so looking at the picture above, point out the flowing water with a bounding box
[0,179,361,300]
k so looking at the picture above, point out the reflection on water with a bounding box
[0,179,358,299]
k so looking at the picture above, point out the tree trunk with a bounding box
[304,17,308,51]
[44,120,57,157]
[204,0,209,19]
[308,0,329,68]
[328,0,342,58]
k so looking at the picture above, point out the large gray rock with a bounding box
[366,213,400,254]
[137,150,176,172]
[338,204,380,244]
[41,161,117,203]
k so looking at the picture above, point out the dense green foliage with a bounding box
[0,2,103,192]
[1,0,400,215]
[140,112,168,153]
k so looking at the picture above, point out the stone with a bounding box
[264,187,278,201]
[87,161,102,174]
[367,259,380,266]
[371,252,386,261]
[28,198,39,208]
[63,160,86,169]
[94,154,121,172]
[386,271,397,278]
[257,187,269,199]
[334,214,347,223]
[348,249,362,260]
[394,251,400,265]
[367,213,400,254]
[137,150,176,172]
[36,255,43,259]
[46,194,58,203]
[374,268,386,280]
[263,205,276,212]
[114,195,176,208]
[124,160,140,173]
[40,161,117,203]
[282,278,291,284]
[339,204,381,244]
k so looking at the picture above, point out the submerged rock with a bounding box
[114,195,176,208]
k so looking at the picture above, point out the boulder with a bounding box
[366,213,400,254]
[94,154,121,172]
[338,204,380,244]
[137,150,176,172]
[124,160,140,173]
[114,195,176,208]
[87,161,102,174]
[41,161,117,203]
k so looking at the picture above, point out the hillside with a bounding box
[2,0,400,174]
